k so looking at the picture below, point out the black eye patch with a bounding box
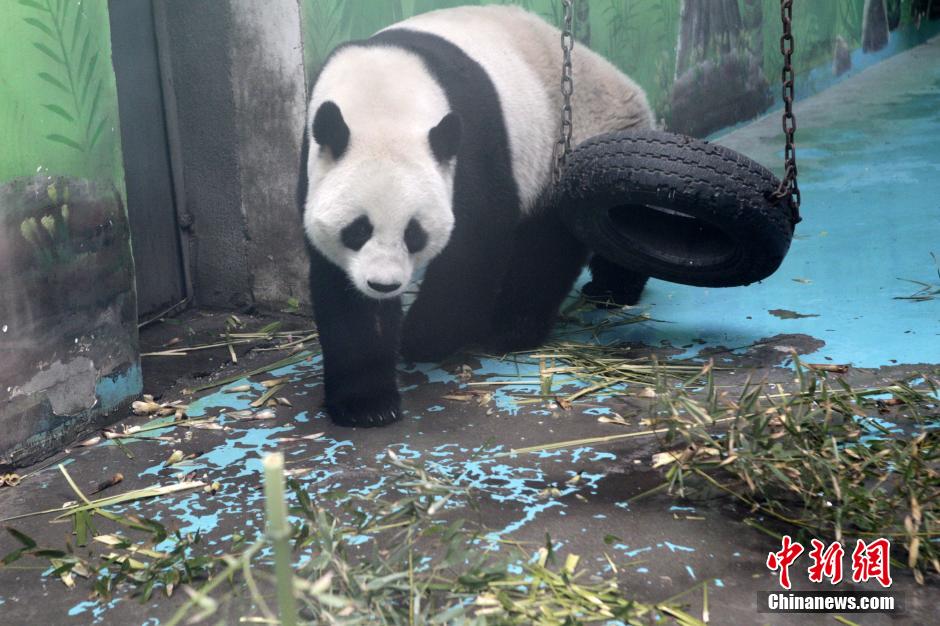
[404,218,428,254]
[340,215,373,251]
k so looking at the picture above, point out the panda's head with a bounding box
[303,100,462,300]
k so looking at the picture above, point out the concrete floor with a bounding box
[1,36,938,626]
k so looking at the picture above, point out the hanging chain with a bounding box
[552,0,575,185]
[553,0,801,227]
[772,0,802,225]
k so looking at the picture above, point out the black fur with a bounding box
[312,101,350,159]
[340,215,373,251]
[404,218,428,253]
[429,112,462,162]
[486,199,589,353]
[581,255,649,307]
[307,243,403,427]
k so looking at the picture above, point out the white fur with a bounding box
[304,6,654,299]
[393,5,654,212]
[304,47,455,299]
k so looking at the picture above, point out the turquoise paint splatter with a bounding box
[634,46,940,369]
[95,363,143,411]
[664,541,696,553]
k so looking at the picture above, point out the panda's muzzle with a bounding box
[367,280,402,294]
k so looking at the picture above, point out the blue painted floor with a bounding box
[669,36,940,368]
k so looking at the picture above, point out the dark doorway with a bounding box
[108,0,187,317]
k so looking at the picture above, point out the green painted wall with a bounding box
[299,0,939,132]
[0,0,139,467]
[0,0,125,191]
[299,0,681,111]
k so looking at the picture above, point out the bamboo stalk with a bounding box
[496,417,734,457]
[262,453,297,626]
[188,351,315,393]
[165,539,266,626]
[251,384,285,408]
[0,481,205,523]
[141,337,257,357]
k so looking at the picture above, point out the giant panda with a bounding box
[300,5,653,427]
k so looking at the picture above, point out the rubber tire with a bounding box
[555,130,795,288]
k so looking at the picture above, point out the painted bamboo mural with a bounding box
[18,0,111,154]
[1,0,139,466]
[299,0,940,134]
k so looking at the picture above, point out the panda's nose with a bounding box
[368,280,401,293]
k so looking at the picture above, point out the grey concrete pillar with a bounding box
[158,0,309,309]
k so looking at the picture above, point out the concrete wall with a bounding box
[231,0,310,307]
[0,0,140,467]
[159,0,248,309]
[159,0,309,310]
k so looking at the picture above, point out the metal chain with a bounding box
[552,0,575,185]
[553,0,800,227]
[772,0,802,225]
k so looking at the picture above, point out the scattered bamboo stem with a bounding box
[188,351,315,394]
[262,453,298,626]
[251,384,285,409]
[501,417,736,457]
[164,540,266,626]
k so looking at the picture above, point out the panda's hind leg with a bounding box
[581,255,649,308]
[485,208,588,354]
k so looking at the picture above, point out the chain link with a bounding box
[772,0,802,225]
[552,0,575,185]
[553,0,800,226]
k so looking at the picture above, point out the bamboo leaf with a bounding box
[32,549,68,558]
[88,116,107,149]
[7,527,37,549]
[80,52,98,103]
[59,0,70,27]
[18,0,48,11]
[46,133,84,151]
[76,30,91,79]
[23,16,55,37]
[52,481,206,520]
[74,510,90,547]
[1,548,28,566]
[33,41,63,64]
[69,0,84,51]
[85,79,102,124]
[43,103,75,123]
[37,71,69,93]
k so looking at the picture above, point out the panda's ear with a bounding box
[429,112,462,163]
[312,101,350,159]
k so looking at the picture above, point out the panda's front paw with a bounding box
[325,391,402,428]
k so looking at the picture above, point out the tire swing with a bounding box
[552,0,802,288]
